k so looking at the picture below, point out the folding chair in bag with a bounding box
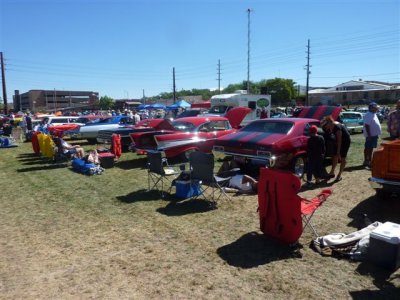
[189,151,231,206]
[147,151,178,197]
[257,168,332,244]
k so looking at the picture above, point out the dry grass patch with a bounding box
[1,132,399,299]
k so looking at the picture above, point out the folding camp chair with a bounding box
[189,151,231,205]
[258,168,332,244]
[52,136,75,162]
[300,189,332,237]
[147,151,178,197]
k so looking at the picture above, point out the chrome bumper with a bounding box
[369,177,400,190]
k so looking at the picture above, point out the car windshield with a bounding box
[172,121,196,132]
[241,121,294,134]
[341,113,360,119]
[98,117,115,124]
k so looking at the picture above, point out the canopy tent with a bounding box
[137,104,151,110]
[138,103,166,110]
[191,101,211,109]
[149,103,167,109]
[166,99,191,110]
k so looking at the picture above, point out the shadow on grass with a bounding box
[17,153,40,158]
[17,163,68,172]
[345,165,367,172]
[157,198,216,216]
[347,195,400,229]
[116,189,170,203]
[114,158,147,170]
[217,231,302,268]
[349,263,400,300]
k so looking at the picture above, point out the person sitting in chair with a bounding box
[54,136,85,159]
[217,157,258,193]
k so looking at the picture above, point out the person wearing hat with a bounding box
[363,102,381,167]
[305,125,326,187]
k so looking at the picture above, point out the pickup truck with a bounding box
[369,139,400,199]
[76,116,134,144]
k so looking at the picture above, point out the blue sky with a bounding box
[1,0,399,100]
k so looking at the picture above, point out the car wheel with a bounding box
[291,156,306,178]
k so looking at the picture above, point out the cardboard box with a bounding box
[175,180,202,199]
[368,222,400,270]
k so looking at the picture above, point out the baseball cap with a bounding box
[368,102,378,109]
[310,125,318,134]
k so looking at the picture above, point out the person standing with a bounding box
[260,107,268,119]
[387,99,400,139]
[132,110,141,124]
[305,125,326,187]
[321,115,351,182]
[363,102,381,168]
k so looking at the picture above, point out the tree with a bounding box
[98,96,114,110]
[260,78,297,106]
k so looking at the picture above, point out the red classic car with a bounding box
[213,106,342,176]
[130,107,251,160]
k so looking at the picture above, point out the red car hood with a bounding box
[296,105,342,120]
[225,106,252,128]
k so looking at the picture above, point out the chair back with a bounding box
[258,168,303,244]
[189,151,215,183]
[147,151,165,175]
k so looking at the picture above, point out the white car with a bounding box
[42,116,79,127]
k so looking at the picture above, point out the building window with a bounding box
[342,93,347,100]
[363,92,368,99]
[374,91,379,99]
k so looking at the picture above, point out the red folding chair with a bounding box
[300,189,332,237]
[258,168,332,244]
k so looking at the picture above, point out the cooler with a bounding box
[98,152,115,168]
[368,221,400,270]
[175,180,202,199]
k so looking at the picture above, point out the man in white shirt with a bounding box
[132,110,141,124]
[363,102,381,167]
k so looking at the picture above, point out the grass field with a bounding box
[1,127,400,299]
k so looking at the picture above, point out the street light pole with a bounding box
[247,8,251,94]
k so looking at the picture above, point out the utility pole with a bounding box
[172,67,176,104]
[305,39,311,106]
[217,59,221,94]
[142,89,146,105]
[1,52,8,114]
[247,8,251,94]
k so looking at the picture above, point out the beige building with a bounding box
[309,80,400,105]
[13,89,99,112]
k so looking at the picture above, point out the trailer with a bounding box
[206,91,271,125]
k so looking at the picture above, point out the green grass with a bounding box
[1,126,399,299]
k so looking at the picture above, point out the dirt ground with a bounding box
[1,136,400,299]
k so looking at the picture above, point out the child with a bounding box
[306,125,326,187]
